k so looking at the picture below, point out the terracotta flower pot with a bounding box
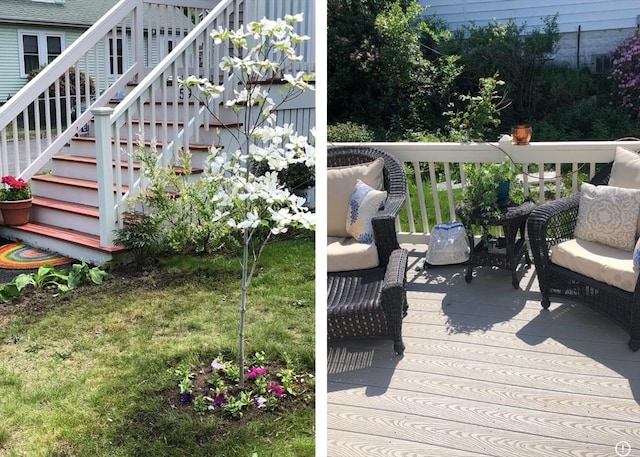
[511,125,532,145]
[0,198,32,226]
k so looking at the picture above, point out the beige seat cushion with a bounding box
[327,236,379,273]
[327,158,384,238]
[551,239,638,293]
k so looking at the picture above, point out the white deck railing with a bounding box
[0,0,215,180]
[332,136,640,244]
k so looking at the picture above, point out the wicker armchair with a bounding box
[327,146,409,354]
[527,162,640,351]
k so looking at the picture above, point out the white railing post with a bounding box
[92,107,117,247]
[133,1,145,82]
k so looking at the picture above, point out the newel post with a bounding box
[92,107,116,247]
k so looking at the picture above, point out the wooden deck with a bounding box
[327,244,640,457]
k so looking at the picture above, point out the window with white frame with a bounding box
[108,35,126,75]
[18,30,64,77]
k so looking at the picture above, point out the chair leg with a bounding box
[628,338,640,352]
[393,338,405,355]
[541,296,551,309]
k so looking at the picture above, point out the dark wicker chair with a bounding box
[527,162,640,351]
[327,146,409,354]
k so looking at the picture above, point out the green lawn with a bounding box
[0,238,315,457]
[399,169,463,233]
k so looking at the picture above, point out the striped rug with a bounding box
[0,243,72,269]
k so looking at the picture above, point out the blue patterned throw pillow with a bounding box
[634,238,640,271]
[346,179,387,244]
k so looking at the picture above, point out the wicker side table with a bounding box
[461,200,536,289]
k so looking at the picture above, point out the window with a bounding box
[591,54,612,74]
[18,31,64,77]
[109,36,124,75]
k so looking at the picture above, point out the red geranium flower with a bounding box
[0,175,31,201]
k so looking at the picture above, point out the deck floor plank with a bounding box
[328,244,640,456]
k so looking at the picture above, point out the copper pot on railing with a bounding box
[511,124,532,145]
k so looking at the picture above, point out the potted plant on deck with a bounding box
[0,175,33,226]
[456,159,523,247]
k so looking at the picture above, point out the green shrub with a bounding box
[327,122,375,142]
[28,65,95,96]
[533,98,640,141]
[114,143,237,263]
[442,15,560,124]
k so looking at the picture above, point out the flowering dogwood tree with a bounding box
[179,15,315,387]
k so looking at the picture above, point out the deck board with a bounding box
[328,244,640,456]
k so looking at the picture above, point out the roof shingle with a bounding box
[0,0,121,27]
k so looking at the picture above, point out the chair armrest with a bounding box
[380,248,408,314]
[372,194,406,266]
[527,192,581,272]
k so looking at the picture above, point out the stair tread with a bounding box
[88,118,243,128]
[109,100,196,106]
[52,155,142,169]
[70,136,216,150]
[13,223,125,253]
[32,174,129,191]
[52,154,203,174]
[32,196,99,217]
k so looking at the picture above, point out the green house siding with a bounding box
[0,24,21,103]
[0,25,85,102]
[0,0,119,102]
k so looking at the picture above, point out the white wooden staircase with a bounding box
[0,0,315,265]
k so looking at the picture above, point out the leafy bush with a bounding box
[610,31,640,117]
[328,0,461,140]
[443,15,560,124]
[114,144,237,262]
[444,74,509,141]
[327,122,375,142]
[0,263,111,303]
[28,65,95,97]
[532,98,640,141]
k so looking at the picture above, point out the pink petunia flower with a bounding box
[211,359,226,370]
[247,366,267,379]
[268,383,285,398]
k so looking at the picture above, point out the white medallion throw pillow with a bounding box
[346,179,387,244]
[574,183,640,251]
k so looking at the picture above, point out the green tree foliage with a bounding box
[328,0,460,140]
[442,15,560,123]
[444,74,510,141]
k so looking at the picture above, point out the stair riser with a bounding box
[106,101,241,124]
[51,160,140,186]
[31,181,104,207]
[82,120,241,145]
[30,206,100,236]
[68,138,212,170]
